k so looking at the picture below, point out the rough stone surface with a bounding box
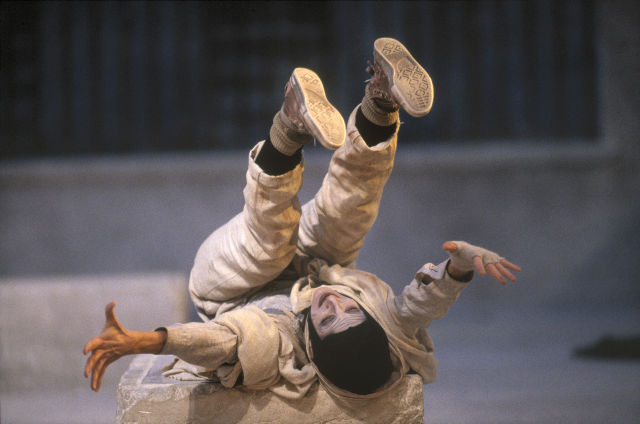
[117,354,424,424]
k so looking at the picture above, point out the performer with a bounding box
[84,38,520,400]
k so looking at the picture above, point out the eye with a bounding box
[321,316,335,327]
[347,307,360,313]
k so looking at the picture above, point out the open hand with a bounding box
[83,302,135,392]
[442,241,521,285]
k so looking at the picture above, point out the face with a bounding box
[310,286,366,340]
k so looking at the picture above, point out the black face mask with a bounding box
[308,307,393,395]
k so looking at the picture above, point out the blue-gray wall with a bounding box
[2,1,598,157]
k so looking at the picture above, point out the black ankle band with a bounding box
[255,137,302,176]
[356,107,397,146]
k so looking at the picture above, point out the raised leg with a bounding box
[189,68,345,320]
[295,38,433,267]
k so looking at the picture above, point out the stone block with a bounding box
[117,354,424,424]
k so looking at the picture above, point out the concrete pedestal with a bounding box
[117,354,424,424]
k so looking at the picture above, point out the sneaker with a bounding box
[367,37,434,117]
[281,68,345,150]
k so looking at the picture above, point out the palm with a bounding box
[83,302,133,391]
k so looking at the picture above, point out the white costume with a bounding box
[160,108,469,400]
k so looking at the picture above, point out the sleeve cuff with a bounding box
[415,261,447,284]
[445,259,474,283]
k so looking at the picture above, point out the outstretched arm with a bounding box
[392,240,521,333]
[83,301,166,392]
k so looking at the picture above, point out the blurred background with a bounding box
[2,0,600,158]
[1,1,638,423]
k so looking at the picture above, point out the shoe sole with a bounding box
[290,68,345,150]
[373,38,434,117]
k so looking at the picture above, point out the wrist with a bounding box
[131,329,167,354]
[446,261,474,282]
